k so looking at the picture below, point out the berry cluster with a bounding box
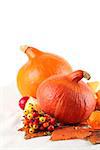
[22,103,63,135]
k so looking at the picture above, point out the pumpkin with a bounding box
[17,46,72,97]
[37,70,96,124]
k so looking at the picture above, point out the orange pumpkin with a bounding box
[17,46,72,97]
[37,70,96,124]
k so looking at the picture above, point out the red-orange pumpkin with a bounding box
[37,70,96,124]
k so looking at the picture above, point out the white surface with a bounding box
[0,0,100,149]
[0,0,100,86]
[0,83,100,150]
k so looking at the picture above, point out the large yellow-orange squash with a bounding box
[17,46,72,97]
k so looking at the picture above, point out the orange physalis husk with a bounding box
[96,91,100,110]
[87,111,100,130]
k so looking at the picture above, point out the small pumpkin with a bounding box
[17,46,72,97]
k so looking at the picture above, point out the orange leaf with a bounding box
[50,126,92,141]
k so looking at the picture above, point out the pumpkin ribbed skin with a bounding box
[17,46,72,97]
[36,70,96,124]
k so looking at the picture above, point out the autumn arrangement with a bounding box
[17,46,100,144]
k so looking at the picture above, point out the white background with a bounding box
[0,0,100,86]
[0,1,100,149]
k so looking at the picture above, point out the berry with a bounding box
[30,119,34,123]
[29,128,34,134]
[19,96,29,110]
[23,119,29,125]
[50,118,56,125]
[27,113,33,120]
[48,125,54,131]
[33,119,39,124]
[32,112,39,117]
[39,116,46,123]
[24,125,28,128]
[39,125,45,131]
[24,110,29,115]
[33,124,38,129]
[28,106,34,113]
[43,122,49,128]
[29,122,33,127]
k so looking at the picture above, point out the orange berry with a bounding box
[43,122,49,128]
[23,119,29,125]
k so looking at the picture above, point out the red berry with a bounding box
[33,118,39,124]
[29,122,33,127]
[43,122,49,128]
[50,118,56,125]
[48,125,54,131]
[39,125,45,131]
[30,119,34,123]
[19,96,29,110]
[32,112,39,117]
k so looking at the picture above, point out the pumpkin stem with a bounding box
[68,70,91,82]
[83,71,91,80]
[20,45,43,58]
